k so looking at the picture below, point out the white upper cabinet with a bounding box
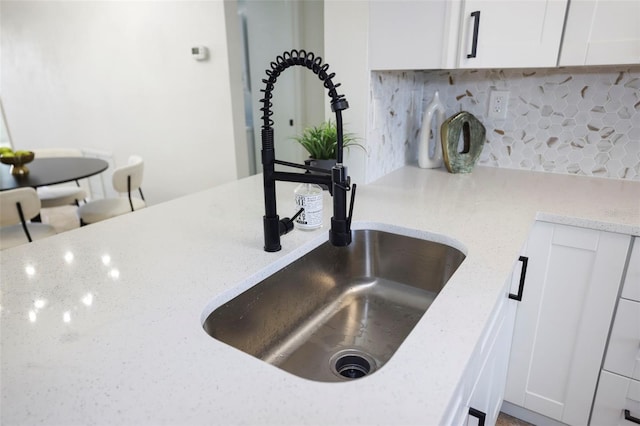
[369,0,637,70]
[368,0,457,70]
[369,0,568,70]
[457,0,568,68]
[559,0,640,66]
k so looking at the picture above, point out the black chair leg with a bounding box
[16,202,33,242]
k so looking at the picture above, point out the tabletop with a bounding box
[0,157,109,191]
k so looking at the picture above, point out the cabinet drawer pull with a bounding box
[509,256,529,301]
[625,409,640,424]
[468,407,486,426]
[467,11,481,58]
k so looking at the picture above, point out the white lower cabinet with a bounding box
[465,296,516,425]
[443,260,521,426]
[592,371,640,426]
[592,237,640,425]
[504,221,631,426]
[622,238,640,302]
[605,298,640,381]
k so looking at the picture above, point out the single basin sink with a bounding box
[203,229,465,382]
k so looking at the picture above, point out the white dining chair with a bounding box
[81,148,116,199]
[32,148,88,208]
[0,187,58,250]
[77,155,146,225]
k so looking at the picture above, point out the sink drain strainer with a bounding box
[330,350,377,379]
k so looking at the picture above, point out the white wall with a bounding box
[298,0,325,129]
[324,0,369,184]
[242,0,305,169]
[1,0,248,204]
[224,0,250,181]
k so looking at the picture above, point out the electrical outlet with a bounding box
[488,90,509,119]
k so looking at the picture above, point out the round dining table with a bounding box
[0,157,109,191]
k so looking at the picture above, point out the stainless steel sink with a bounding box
[203,229,465,382]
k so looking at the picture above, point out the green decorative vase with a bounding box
[441,112,486,174]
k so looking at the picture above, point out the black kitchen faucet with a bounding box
[260,50,356,252]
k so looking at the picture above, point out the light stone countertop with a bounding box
[1,166,638,425]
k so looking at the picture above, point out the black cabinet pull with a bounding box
[625,409,640,424]
[509,256,529,301]
[468,407,486,426]
[467,11,481,58]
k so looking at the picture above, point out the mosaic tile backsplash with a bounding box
[368,66,640,182]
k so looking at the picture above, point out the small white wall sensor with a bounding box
[191,46,209,61]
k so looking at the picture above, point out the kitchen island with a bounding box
[1,166,638,425]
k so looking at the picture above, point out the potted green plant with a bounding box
[293,120,364,169]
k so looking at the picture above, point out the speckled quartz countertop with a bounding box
[1,166,638,425]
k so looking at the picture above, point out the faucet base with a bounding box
[263,216,282,252]
[329,218,352,247]
[264,214,297,252]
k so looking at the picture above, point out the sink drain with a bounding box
[330,350,377,380]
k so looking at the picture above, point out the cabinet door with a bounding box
[466,295,516,426]
[368,0,457,70]
[560,0,640,66]
[592,370,640,426]
[504,222,630,426]
[457,0,567,68]
[604,298,640,381]
[622,238,640,302]
[442,269,520,426]
[440,380,470,426]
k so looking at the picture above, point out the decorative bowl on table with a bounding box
[0,150,35,176]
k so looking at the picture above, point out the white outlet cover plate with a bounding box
[488,90,509,119]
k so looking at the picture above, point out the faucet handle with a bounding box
[347,183,357,230]
[291,207,304,222]
[334,176,351,192]
[278,208,304,236]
